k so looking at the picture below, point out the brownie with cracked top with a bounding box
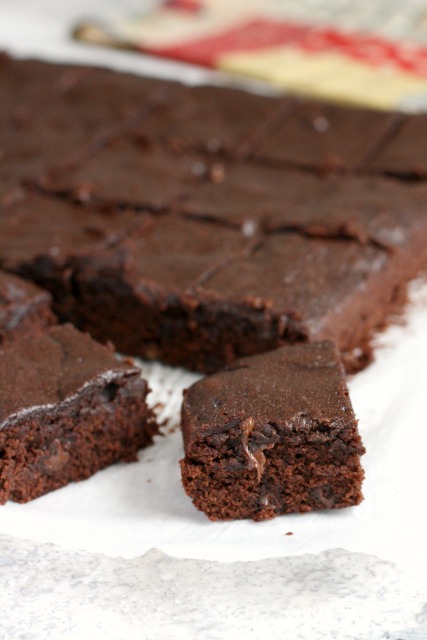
[0,324,158,504]
[180,342,365,521]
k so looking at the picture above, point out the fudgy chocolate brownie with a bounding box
[180,342,365,521]
[0,270,55,342]
[62,214,256,367]
[0,324,158,504]
[0,193,143,317]
[62,217,427,372]
[179,163,427,248]
[368,114,427,178]
[251,98,401,172]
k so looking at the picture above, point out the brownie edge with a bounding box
[0,324,158,503]
[180,343,365,521]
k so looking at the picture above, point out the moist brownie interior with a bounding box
[180,342,365,521]
[0,324,158,504]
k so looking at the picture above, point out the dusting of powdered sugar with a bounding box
[0,368,140,431]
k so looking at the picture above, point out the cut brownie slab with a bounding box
[0,270,55,342]
[0,324,158,504]
[55,214,427,373]
[251,99,401,172]
[180,342,365,521]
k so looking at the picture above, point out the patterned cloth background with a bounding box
[74,0,427,110]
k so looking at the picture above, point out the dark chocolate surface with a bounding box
[0,323,158,504]
[199,233,389,341]
[47,139,208,209]
[0,270,55,341]
[180,163,427,248]
[0,324,132,425]
[182,342,355,450]
[252,99,400,172]
[181,342,365,520]
[132,83,285,156]
[0,193,140,273]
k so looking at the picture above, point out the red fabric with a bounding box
[143,16,427,77]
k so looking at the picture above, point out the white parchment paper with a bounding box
[0,0,427,585]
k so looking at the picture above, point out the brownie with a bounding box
[65,214,427,373]
[252,99,401,172]
[0,193,142,317]
[193,232,421,371]
[180,342,365,521]
[0,54,176,187]
[0,56,91,184]
[180,163,427,248]
[131,83,286,157]
[45,139,208,209]
[2,55,427,380]
[39,63,175,134]
[64,214,255,366]
[369,114,427,178]
[0,270,55,342]
[31,192,426,374]
[0,324,158,504]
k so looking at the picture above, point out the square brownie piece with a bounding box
[0,270,55,342]
[252,99,399,172]
[0,324,158,504]
[180,342,365,521]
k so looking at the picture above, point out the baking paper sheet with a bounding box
[1,0,427,586]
